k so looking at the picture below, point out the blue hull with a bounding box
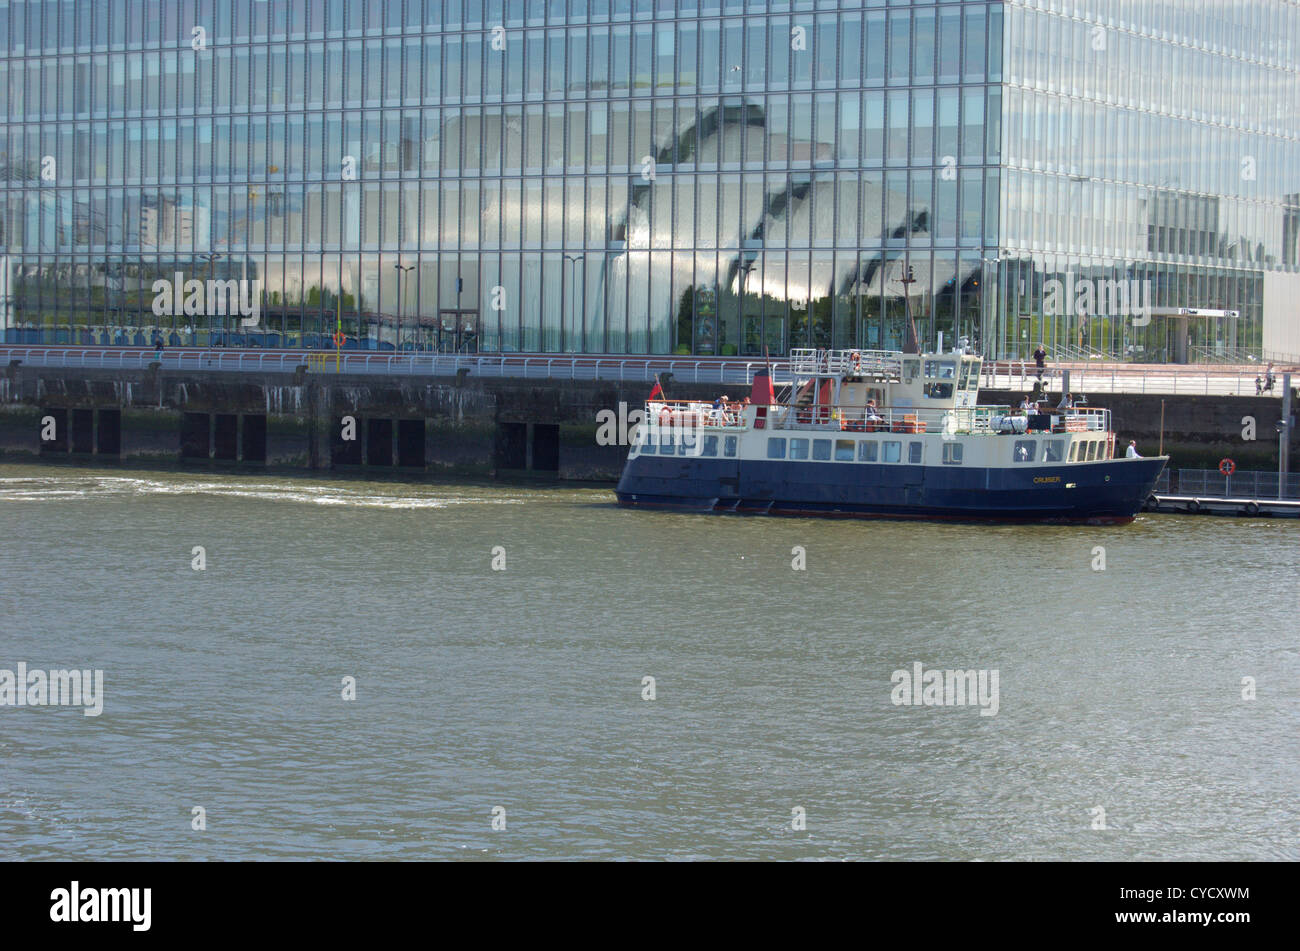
[615,456,1168,524]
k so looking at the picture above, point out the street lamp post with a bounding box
[980,255,1000,361]
[563,254,581,353]
[740,252,758,355]
[900,261,919,354]
[202,252,224,362]
[394,262,414,353]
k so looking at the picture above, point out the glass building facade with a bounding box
[0,0,1295,360]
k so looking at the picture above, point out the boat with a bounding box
[614,346,1167,524]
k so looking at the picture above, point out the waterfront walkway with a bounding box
[1,344,1295,397]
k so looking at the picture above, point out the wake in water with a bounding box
[0,475,526,510]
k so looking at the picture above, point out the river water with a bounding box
[1,464,1296,861]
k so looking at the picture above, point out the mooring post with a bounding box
[1281,373,1293,499]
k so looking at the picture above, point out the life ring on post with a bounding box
[332,331,346,348]
[659,407,674,427]
[1218,458,1236,476]
[851,350,862,373]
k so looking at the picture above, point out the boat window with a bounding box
[923,361,956,379]
[1014,439,1036,463]
[1086,440,1098,461]
[924,382,954,399]
[1045,439,1065,462]
[813,439,832,460]
[1068,441,1078,462]
[767,437,786,459]
[724,436,738,457]
[959,362,973,390]
[903,359,920,383]
[882,440,901,463]
[835,439,855,461]
[908,441,923,463]
[942,442,963,464]
[789,438,810,460]
[703,435,719,457]
[859,440,878,462]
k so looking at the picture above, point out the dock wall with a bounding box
[1,362,1294,482]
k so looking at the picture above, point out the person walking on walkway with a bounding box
[1033,344,1047,381]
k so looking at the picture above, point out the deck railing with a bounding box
[646,400,1110,437]
[787,348,904,377]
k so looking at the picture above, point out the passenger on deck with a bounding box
[1126,440,1142,458]
[1058,392,1074,410]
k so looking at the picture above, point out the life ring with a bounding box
[332,331,346,347]
[1218,458,1236,476]
[851,350,862,372]
[659,407,673,427]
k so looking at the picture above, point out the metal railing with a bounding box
[986,361,1296,398]
[788,348,904,377]
[2,344,1294,397]
[1153,469,1300,500]
[0,346,790,386]
[647,400,1109,437]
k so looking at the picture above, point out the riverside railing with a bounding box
[2,345,1294,397]
[0,346,790,386]
[1152,469,1300,500]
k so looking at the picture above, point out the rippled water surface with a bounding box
[1,464,1296,860]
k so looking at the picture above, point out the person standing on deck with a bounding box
[1126,440,1142,458]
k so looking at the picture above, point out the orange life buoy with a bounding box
[851,350,862,372]
[659,407,673,427]
[1219,458,1236,476]
[332,331,346,347]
